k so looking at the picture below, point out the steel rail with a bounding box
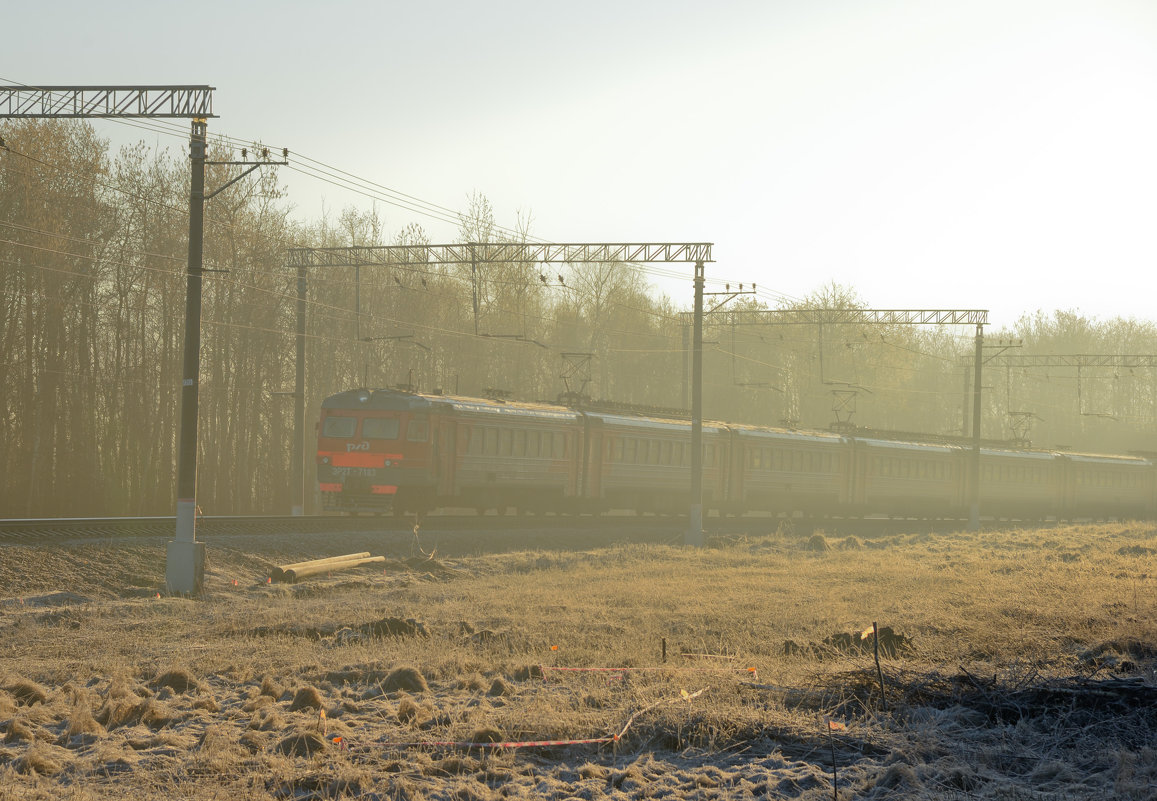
[0,514,706,543]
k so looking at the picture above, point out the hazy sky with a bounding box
[8,0,1157,328]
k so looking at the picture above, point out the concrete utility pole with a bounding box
[688,261,705,546]
[171,117,209,590]
[287,243,714,528]
[970,324,983,531]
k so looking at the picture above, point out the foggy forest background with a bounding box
[5,120,1157,517]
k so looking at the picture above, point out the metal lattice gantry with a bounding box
[987,354,1157,369]
[288,242,713,268]
[694,305,991,529]
[286,240,713,544]
[0,85,216,118]
[988,353,1157,425]
[719,308,989,326]
[1,83,222,594]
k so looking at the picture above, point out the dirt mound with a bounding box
[1079,639,1157,673]
[151,669,202,694]
[275,731,328,757]
[247,615,429,641]
[363,617,429,638]
[785,627,913,659]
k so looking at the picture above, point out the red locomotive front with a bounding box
[316,389,436,514]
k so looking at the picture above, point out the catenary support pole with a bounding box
[682,321,689,410]
[687,260,705,546]
[969,323,984,531]
[167,118,208,594]
[292,264,307,516]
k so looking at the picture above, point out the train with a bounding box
[315,388,1156,520]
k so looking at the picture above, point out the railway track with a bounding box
[0,513,990,544]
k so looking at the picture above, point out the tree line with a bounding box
[4,120,1157,517]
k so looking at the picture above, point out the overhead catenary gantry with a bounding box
[287,242,713,544]
[987,353,1157,429]
[0,85,215,118]
[1,83,281,595]
[701,307,990,530]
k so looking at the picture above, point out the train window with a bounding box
[651,442,662,466]
[661,440,671,465]
[638,440,649,464]
[530,430,541,457]
[748,449,759,469]
[500,429,512,456]
[406,420,428,442]
[674,442,684,466]
[613,439,623,463]
[485,427,498,455]
[468,428,482,455]
[323,415,358,438]
[625,439,637,463]
[514,429,526,456]
[363,418,400,440]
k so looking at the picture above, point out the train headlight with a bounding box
[384,459,392,467]
[321,456,330,465]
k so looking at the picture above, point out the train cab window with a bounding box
[406,420,428,442]
[484,427,498,455]
[468,428,482,455]
[363,418,400,440]
[322,416,358,438]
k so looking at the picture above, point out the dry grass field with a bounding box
[1,522,1155,800]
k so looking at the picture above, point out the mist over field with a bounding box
[5,122,1157,519]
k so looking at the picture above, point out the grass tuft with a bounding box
[383,666,429,694]
[5,679,48,706]
[288,685,324,711]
